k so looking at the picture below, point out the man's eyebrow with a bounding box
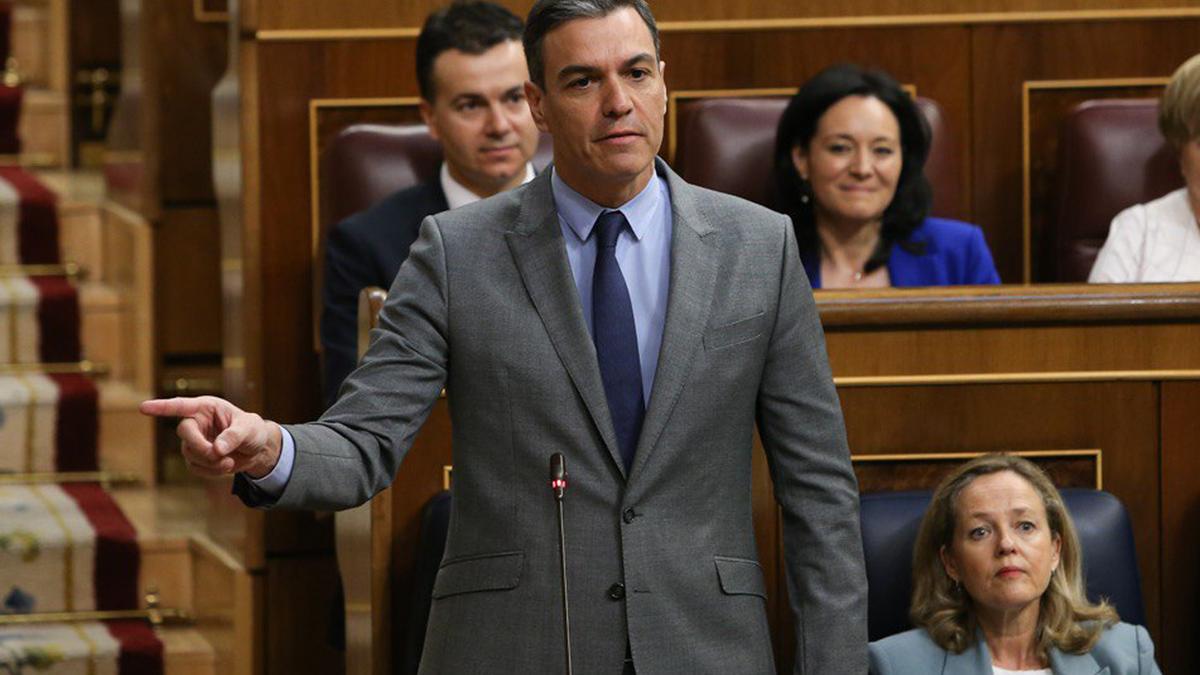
[554,53,656,83]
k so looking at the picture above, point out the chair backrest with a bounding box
[1053,99,1183,281]
[319,123,555,236]
[401,489,452,674]
[859,488,1145,642]
[673,95,961,217]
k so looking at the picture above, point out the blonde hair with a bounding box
[1160,53,1200,148]
[909,454,1118,658]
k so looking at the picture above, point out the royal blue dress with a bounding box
[801,217,1002,288]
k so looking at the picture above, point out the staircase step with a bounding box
[15,89,68,168]
[159,625,217,675]
[98,380,156,485]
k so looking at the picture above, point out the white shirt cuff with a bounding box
[248,426,295,497]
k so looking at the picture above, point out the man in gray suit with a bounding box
[142,0,868,672]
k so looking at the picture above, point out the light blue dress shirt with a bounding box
[253,168,674,496]
[550,167,672,404]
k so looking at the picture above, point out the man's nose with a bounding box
[602,79,633,118]
[484,102,514,136]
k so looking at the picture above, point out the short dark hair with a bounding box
[773,63,933,271]
[523,0,660,89]
[416,1,525,101]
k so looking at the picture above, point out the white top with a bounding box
[992,667,1052,675]
[439,162,535,210]
[1088,188,1200,283]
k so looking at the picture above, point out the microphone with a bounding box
[549,453,573,675]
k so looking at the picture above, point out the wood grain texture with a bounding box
[244,0,1195,31]
[1159,381,1200,675]
[971,19,1200,281]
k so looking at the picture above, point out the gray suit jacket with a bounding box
[272,160,867,674]
[869,624,1162,675]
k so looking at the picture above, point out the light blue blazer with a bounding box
[869,623,1161,675]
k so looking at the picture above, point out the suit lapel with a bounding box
[629,162,720,480]
[941,639,992,674]
[1050,646,1106,675]
[942,636,1106,675]
[506,172,626,475]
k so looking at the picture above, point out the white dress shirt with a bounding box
[1089,188,1200,283]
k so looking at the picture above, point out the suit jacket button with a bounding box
[622,508,637,524]
[608,583,626,600]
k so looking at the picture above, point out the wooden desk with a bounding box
[347,283,1200,674]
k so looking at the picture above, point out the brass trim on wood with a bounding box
[252,8,1200,41]
[443,465,453,491]
[851,448,1102,489]
[0,607,191,626]
[0,262,83,278]
[308,97,423,352]
[1019,77,1170,283]
[834,370,1200,387]
[0,360,107,376]
[0,471,141,485]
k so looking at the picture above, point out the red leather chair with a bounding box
[318,123,554,239]
[1052,99,1183,282]
[672,95,961,217]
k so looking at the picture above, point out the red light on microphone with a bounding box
[550,478,567,490]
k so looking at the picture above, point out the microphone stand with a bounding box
[549,453,573,675]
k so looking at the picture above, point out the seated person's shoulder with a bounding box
[1110,187,1189,234]
[332,182,447,242]
[869,628,945,673]
[1088,621,1157,669]
[913,217,987,249]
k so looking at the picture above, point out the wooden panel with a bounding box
[245,1,1196,32]
[1159,381,1200,675]
[660,25,971,221]
[265,556,345,675]
[156,209,223,356]
[971,19,1200,281]
[1025,82,1166,281]
[853,451,1099,493]
[253,39,419,424]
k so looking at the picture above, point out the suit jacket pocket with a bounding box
[432,550,524,599]
[703,312,765,351]
[714,556,768,599]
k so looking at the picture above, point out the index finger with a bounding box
[140,397,207,418]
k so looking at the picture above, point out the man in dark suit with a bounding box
[321,1,540,406]
[144,0,868,671]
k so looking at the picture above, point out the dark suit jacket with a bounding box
[321,181,449,407]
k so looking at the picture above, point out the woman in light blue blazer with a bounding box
[869,454,1161,675]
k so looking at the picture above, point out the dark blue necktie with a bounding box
[592,210,645,471]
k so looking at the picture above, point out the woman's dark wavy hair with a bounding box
[773,64,933,271]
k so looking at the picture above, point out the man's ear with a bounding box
[660,61,668,107]
[525,81,550,133]
[419,99,440,142]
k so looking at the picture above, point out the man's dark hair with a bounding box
[523,0,660,89]
[416,1,525,101]
[773,63,934,272]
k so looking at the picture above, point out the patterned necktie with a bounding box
[592,210,645,471]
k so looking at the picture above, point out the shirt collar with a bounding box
[439,162,536,211]
[551,166,663,243]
